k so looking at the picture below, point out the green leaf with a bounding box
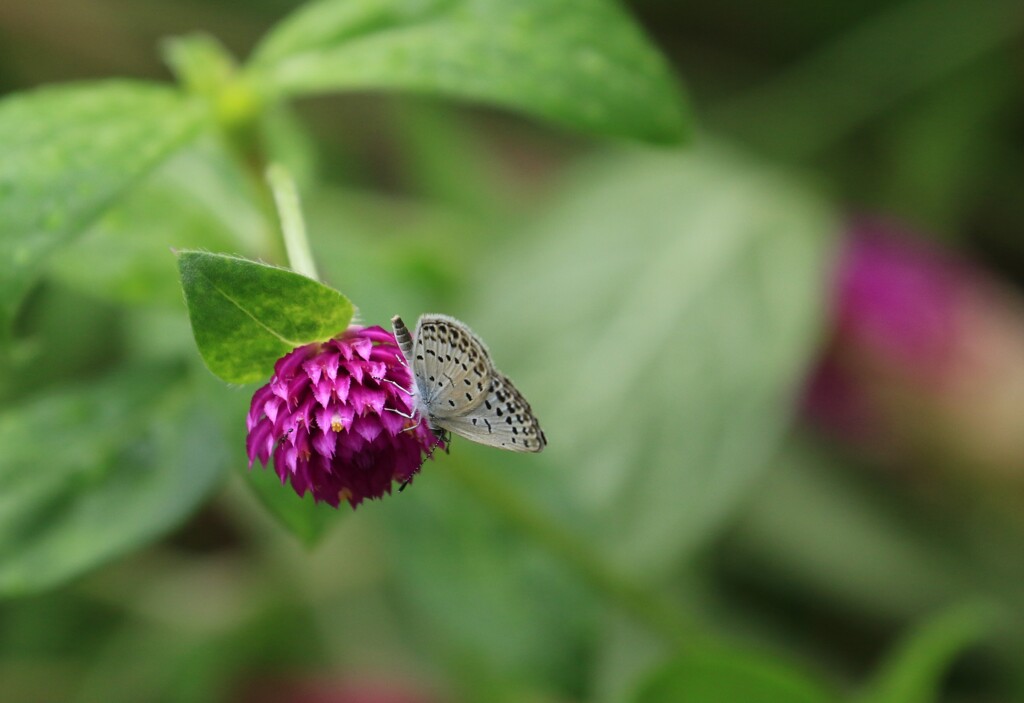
[723,438,979,618]
[377,453,599,692]
[49,138,264,307]
[248,0,689,144]
[0,366,228,595]
[632,646,837,703]
[177,251,355,383]
[241,459,340,546]
[0,81,206,339]
[474,144,837,576]
[0,283,122,405]
[858,602,999,703]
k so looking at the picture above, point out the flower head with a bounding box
[804,219,967,439]
[804,218,1024,478]
[246,325,441,508]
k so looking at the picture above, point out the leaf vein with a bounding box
[202,274,305,348]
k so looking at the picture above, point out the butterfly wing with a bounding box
[435,372,547,453]
[413,314,493,419]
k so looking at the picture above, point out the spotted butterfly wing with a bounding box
[412,315,492,418]
[391,313,546,452]
[438,372,547,452]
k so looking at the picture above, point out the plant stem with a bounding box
[443,457,706,651]
[266,164,319,280]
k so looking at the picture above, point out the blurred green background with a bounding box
[2,0,1024,701]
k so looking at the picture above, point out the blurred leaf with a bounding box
[177,251,354,383]
[248,0,689,144]
[240,460,339,546]
[259,104,321,188]
[0,284,121,404]
[871,60,1014,233]
[710,0,1024,159]
[0,81,206,340]
[162,32,239,100]
[0,366,228,595]
[378,450,598,695]
[307,185,476,324]
[632,646,836,703]
[722,438,977,618]
[475,144,837,576]
[50,138,265,307]
[857,602,999,703]
[390,98,509,215]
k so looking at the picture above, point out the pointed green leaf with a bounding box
[177,251,355,383]
[248,0,689,144]
[0,81,206,340]
[632,646,837,703]
[858,602,999,703]
[0,366,228,595]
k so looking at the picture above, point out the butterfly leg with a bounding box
[381,377,416,396]
[384,406,426,434]
[385,406,416,420]
[383,409,425,435]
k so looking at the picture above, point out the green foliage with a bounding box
[177,251,355,383]
[632,646,836,703]
[858,602,999,703]
[49,141,261,307]
[6,0,1019,701]
[0,82,205,339]
[0,0,687,347]
[0,0,693,586]
[0,0,693,593]
[364,145,836,696]
[248,0,689,143]
[0,366,227,595]
[476,145,836,576]
[241,459,340,547]
[378,450,601,697]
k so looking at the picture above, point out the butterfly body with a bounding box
[392,314,546,453]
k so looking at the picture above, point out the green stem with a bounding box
[266,164,319,281]
[443,457,706,650]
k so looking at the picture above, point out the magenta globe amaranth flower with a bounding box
[804,218,1024,479]
[246,326,442,508]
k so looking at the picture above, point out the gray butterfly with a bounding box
[391,314,546,453]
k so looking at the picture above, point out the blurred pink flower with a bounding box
[805,218,1024,478]
[246,325,442,507]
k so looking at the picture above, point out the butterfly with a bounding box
[391,313,546,453]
